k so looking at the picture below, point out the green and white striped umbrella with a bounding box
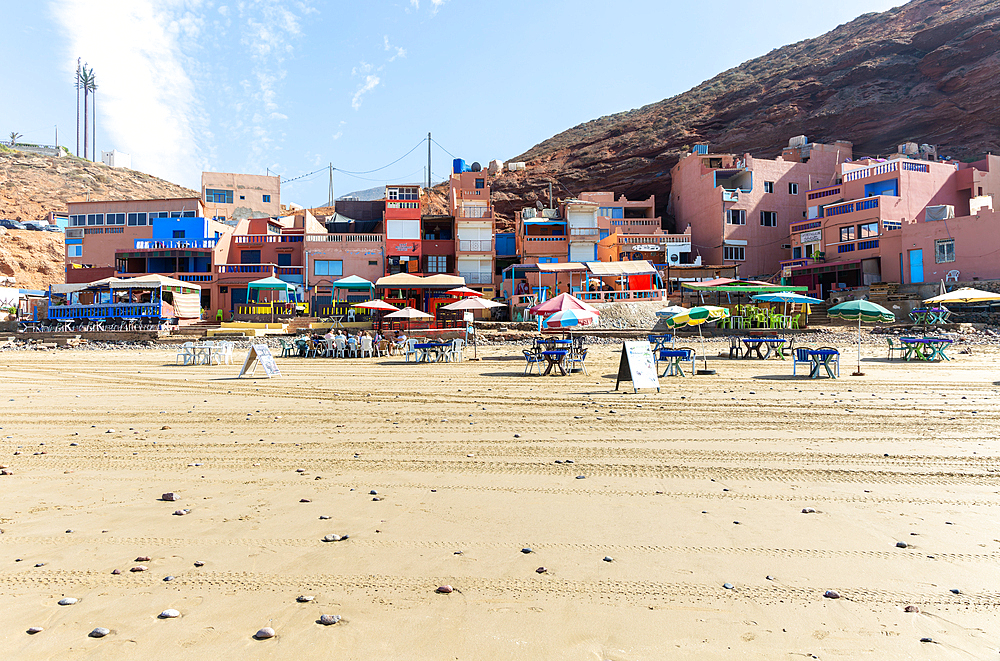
[827,300,895,375]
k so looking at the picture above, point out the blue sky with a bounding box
[1,0,903,206]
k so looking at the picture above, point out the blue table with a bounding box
[809,349,839,378]
[742,337,787,359]
[415,342,451,362]
[658,349,693,377]
[648,334,673,352]
[541,350,569,375]
[900,337,952,361]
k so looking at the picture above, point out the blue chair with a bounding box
[792,347,813,376]
[566,347,588,375]
[523,348,544,375]
[817,346,840,377]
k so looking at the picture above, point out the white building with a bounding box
[101,150,131,169]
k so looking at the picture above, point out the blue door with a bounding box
[908,249,924,284]
[231,287,248,310]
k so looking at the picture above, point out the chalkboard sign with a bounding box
[238,344,281,378]
[615,341,660,393]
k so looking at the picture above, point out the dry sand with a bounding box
[1,341,999,659]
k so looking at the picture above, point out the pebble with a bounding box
[319,515,330,520]
[194,561,205,567]
[369,490,377,495]
[111,569,121,575]
[372,497,381,501]
[603,556,613,562]
[58,598,78,605]
[896,541,908,548]
[89,627,110,638]
[536,567,547,574]
[920,637,933,643]
[576,475,586,479]
[27,626,43,634]
[436,585,454,593]
[296,469,306,473]
[131,566,148,572]
[766,575,774,580]
[521,547,533,554]
[322,534,347,542]
[297,595,314,602]
[173,509,189,516]
[254,627,275,639]
[159,609,180,618]
[135,556,151,562]
[163,576,175,581]
[723,583,734,589]
[35,562,45,567]
[300,498,311,503]
[319,614,341,625]
[162,492,179,501]
[801,507,816,514]
[950,588,961,594]
[904,605,920,613]
[69,442,78,446]
[823,590,841,599]
[161,426,171,430]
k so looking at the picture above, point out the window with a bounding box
[764,181,774,193]
[426,255,448,273]
[474,179,484,189]
[726,209,746,225]
[67,244,82,258]
[314,260,343,276]
[127,212,148,226]
[858,222,878,238]
[793,246,802,259]
[277,253,292,266]
[839,226,855,242]
[263,194,271,203]
[69,214,86,226]
[240,250,261,264]
[369,260,378,266]
[182,210,196,217]
[760,211,777,227]
[598,207,624,218]
[106,213,125,225]
[935,239,955,263]
[387,187,418,201]
[87,213,104,226]
[150,212,169,219]
[239,195,245,200]
[205,188,234,204]
[723,246,745,261]
[173,230,186,238]
[788,182,799,195]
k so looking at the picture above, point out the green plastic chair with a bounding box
[216,309,224,322]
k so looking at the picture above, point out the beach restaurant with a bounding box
[374,273,469,330]
[46,275,202,327]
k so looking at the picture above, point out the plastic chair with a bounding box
[523,348,543,375]
[216,309,224,322]
[175,341,195,365]
[404,338,422,362]
[792,347,813,376]
[945,269,960,282]
[347,336,358,357]
[334,335,346,358]
[447,338,465,362]
[789,314,801,330]
[817,346,840,377]
[360,336,374,358]
[886,338,906,361]
[728,336,743,359]
[347,308,356,322]
[279,339,294,357]
[567,347,588,374]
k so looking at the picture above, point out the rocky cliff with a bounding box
[491,0,1000,224]
[0,148,197,222]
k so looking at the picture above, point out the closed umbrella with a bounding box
[827,300,895,376]
[663,305,730,374]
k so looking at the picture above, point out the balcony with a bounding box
[233,234,304,244]
[522,235,567,255]
[459,270,493,284]
[458,239,493,252]
[116,270,213,284]
[306,233,384,243]
[823,196,880,218]
[569,228,600,239]
[133,238,217,250]
[215,263,304,279]
[842,159,929,183]
[457,207,492,219]
[722,189,740,203]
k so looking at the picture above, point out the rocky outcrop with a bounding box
[491,0,1000,224]
[0,149,196,222]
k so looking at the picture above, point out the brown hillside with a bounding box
[491,0,1000,223]
[0,230,65,290]
[0,149,197,222]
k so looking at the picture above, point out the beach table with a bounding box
[647,334,673,353]
[541,350,569,375]
[415,342,451,363]
[742,337,786,359]
[658,349,693,377]
[808,349,839,378]
[900,337,952,361]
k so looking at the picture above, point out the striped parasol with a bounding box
[663,306,730,373]
[828,300,895,375]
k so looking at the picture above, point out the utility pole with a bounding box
[75,57,80,157]
[427,132,431,189]
[327,163,334,207]
[55,125,58,150]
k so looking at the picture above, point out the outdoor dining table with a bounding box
[742,337,786,359]
[647,334,673,352]
[658,349,691,377]
[909,308,950,325]
[900,337,953,361]
[415,342,451,363]
[808,349,839,378]
[541,350,569,375]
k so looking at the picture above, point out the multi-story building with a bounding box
[515,206,567,266]
[669,137,853,278]
[202,172,281,221]
[449,169,494,287]
[787,150,1000,294]
[579,192,695,267]
[563,198,600,263]
[384,184,422,275]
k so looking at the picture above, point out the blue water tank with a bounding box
[453,159,468,174]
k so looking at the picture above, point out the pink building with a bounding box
[449,170,495,289]
[787,151,1000,295]
[669,137,853,279]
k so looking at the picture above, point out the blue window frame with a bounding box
[205,188,234,204]
[314,260,343,276]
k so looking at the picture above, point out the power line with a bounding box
[335,138,426,175]
[430,137,456,159]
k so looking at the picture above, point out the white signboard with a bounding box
[239,344,281,378]
[799,230,822,244]
[615,341,660,393]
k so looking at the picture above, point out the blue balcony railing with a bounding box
[134,238,217,250]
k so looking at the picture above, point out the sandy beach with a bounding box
[1,340,999,659]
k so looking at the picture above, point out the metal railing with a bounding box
[458,239,493,251]
[577,289,670,302]
[824,196,880,217]
[233,234,303,244]
[47,303,162,320]
[305,233,384,243]
[458,271,493,284]
[134,238,217,250]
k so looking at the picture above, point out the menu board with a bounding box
[615,341,660,393]
[238,344,281,378]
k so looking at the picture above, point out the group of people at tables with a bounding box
[296,329,409,358]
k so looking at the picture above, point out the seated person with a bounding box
[323,328,335,341]
[395,331,407,348]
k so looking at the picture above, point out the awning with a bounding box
[376,273,427,287]
[522,219,566,225]
[247,276,292,291]
[538,262,587,273]
[332,275,374,290]
[585,260,658,276]
[112,274,201,292]
[375,273,467,289]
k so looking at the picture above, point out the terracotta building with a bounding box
[669,137,853,279]
[201,172,281,221]
[449,169,494,288]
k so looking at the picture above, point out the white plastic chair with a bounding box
[334,335,346,358]
[175,341,194,365]
[360,336,374,358]
[347,308,356,322]
[446,338,464,362]
[945,269,960,282]
[347,336,358,357]
[404,338,422,362]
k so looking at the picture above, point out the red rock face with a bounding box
[491,0,1000,225]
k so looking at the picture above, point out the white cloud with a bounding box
[49,0,208,187]
[351,75,380,110]
[331,131,342,140]
[409,0,419,8]
[384,36,406,62]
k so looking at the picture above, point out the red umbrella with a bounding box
[446,286,483,298]
[529,292,598,315]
